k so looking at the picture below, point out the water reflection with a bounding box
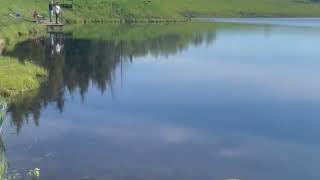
[3,24,216,133]
[3,21,320,179]
[50,33,64,55]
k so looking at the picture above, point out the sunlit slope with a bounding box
[78,0,320,18]
[1,0,320,21]
[69,0,320,19]
[0,57,47,97]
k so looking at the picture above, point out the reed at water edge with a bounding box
[0,137,6,180]
[0,98,6,180]
[0,98,7,131]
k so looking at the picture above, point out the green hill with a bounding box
[72,0,320,18]
[1,0,320,31]
[2,0,320,23]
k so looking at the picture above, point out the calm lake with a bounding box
[2,19,320,179]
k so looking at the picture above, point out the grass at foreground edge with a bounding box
[0,57,47,98]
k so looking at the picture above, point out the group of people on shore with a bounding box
[33,1,62,24]
[49,0,62,24]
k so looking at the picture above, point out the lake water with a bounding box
[2,19,320,179]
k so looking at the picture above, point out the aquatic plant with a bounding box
[28,168,40,179]
[0,98,7,130]
[0,137,7,180]
[4,168,41,180]
[0,99,6,180]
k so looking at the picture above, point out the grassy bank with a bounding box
[2,0,320,24]
[0,57,47,98]
[70,0,320,19]
[0,33,47,99]
[1,5,46,99]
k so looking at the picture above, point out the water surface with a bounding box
[198,17,320,27]
[2,21,320,180]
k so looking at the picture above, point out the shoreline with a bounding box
[193,17,320,27]
[0,23,47,99]
[1,15,320,99]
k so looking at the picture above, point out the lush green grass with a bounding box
[0,57,47,97]
[1,0,320,25]
[0,0,43,29]
[0,0,45,46]
[72,0,320,18]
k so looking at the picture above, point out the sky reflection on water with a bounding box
[2,21,320,180]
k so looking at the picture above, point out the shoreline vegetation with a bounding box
[0,23,47,99]
[1,0,320,98]
[1,0,320,37]
[0,57,47,98]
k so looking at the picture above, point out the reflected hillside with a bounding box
[3,23,216,133]
[0,137,7,179]
[65,23,217,56]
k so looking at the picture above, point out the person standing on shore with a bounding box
[49,0,54,22]
[55,2,62,24]
[33,10,39,23]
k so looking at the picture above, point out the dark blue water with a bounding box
[2,21,320,180]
